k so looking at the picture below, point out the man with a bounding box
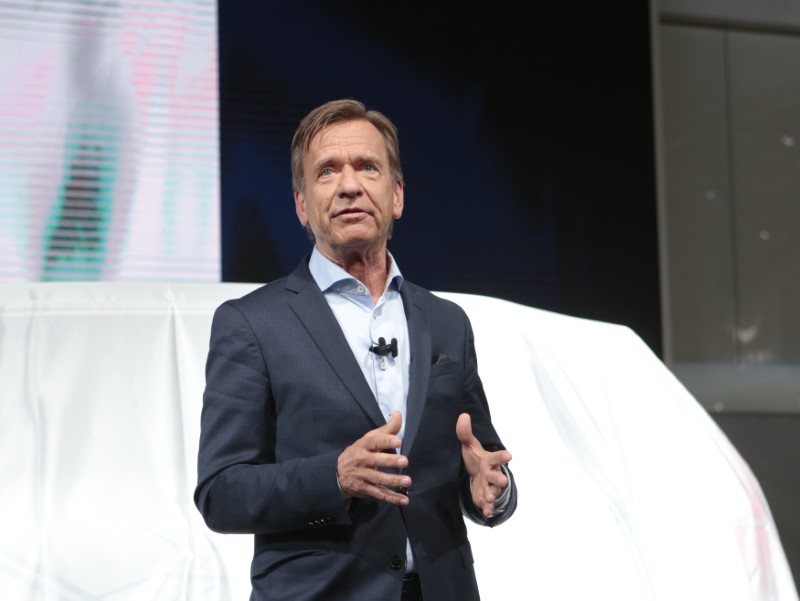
[195,98,517,601]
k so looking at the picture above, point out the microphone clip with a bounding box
[369,337,398,358]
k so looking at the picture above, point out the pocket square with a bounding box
[432,352,450,364]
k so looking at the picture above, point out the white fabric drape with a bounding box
[0,282,796,600]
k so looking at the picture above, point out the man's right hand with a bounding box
[337,411,411,505]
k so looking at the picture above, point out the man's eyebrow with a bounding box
[352,153,384,168]
[311,155,338,172]
[312,153,383,172]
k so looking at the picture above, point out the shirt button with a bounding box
[356,285,365,293]
[390,554,404,570]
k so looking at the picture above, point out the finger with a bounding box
[483,464,509,485]
[369,470,412,489]
[361,432,404,453]
[484,470,509,490]
[487,449,512,467]
[356,471,411,504]
[342,447,409,474]
[370,451,409,469]
[366,485,409,506]
[475,495,493,517]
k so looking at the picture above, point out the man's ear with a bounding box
[294,190,308,226]
[393,180,404,219]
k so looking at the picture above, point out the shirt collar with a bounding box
[308,246,404,294]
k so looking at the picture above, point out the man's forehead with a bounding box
[309,119,384,153]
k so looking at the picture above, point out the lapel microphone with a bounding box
[369,337,398,358]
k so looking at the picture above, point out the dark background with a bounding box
[218,2,662,356]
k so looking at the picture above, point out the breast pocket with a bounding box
[429,359,462,378]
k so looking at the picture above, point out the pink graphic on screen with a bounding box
[0,1,220,282]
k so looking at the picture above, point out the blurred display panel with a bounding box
[0,0,219,282]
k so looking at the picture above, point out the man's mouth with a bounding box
[335,208,367,218]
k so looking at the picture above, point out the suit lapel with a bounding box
[285,257,385,428]
[400,283,431,456]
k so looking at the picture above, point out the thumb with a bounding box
[383,410,403,434]
[456,412,476,445]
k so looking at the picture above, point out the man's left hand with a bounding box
[455,412,512,518]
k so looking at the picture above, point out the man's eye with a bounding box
[320,167,333,176]
[363,164,375,172]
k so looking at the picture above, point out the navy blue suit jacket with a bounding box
[195,255,517,600]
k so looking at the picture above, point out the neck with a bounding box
[317,244,391,302]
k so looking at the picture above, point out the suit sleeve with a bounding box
[457,310,518,527]
[194,301,351,535]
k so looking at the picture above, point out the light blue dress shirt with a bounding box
[308,247,410,437]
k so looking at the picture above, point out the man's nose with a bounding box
[337,165,362,196]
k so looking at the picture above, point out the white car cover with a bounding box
[0,282,796,601]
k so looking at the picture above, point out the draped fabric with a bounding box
[0,282,796,600]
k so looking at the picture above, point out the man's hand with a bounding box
[337,411,411,506]
[456,412,512,518]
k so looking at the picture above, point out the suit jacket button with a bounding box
[390,554,404,570]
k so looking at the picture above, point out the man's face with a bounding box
[294,119,403,260]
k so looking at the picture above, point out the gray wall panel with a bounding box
[729,31,800,363]
[660,25,738,361]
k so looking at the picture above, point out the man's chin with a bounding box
[332,225,385,246]
[325,233,391,256]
